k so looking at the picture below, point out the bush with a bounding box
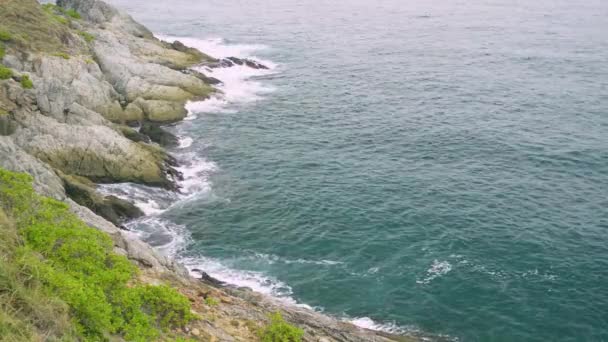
[0,30,11,42]
[78,30,95,43]
[0,168,197,341]
[65,9,81,19]
[52,52,70,60]
[205,296,220,306]
[0,43,5,60]
[259,312,304,342]
[20,75,33,89]
[0,65,12,80]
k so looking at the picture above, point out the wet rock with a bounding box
[192,269,226,287]
[61,173,144,225]
[140,122,179,147]
[183,69,222,85]
[210,57,269,70]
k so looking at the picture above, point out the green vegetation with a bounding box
[0,44,5,60]
[0,30,11,42]
[78,30,95,43]
[65,9,82,20]
[259,312,304,342]
[0,65,12,80]
[0,1,85,54]
[20,75,33,89]
[52,52,70,60]
[0,168,196,340]
[205,296,220,306]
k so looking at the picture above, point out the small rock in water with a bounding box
[192,269,226,287]
[210,57,269,70]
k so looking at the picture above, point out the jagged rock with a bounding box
[210,57,269,70]
[134,98,188,123]
[192,269,226,287]
[140,122,179,147]
[0,136,66,199]
[183,69,222,85]
[33,55,125,122]
[116,125,151,143]
[60,172,144,225]
[12,112,173,187]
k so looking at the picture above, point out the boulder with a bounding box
[140,122,179,147]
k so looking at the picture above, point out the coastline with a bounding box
[0,0,430,340]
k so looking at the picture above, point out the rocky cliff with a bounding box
[0,1,422,341]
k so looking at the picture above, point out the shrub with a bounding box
[0,168,197,341]
[0,30,11,42]
[65,9,81,19]
[0,65,12,80]
[52,52,70,60]
[205,296,220,306]
[20,75,33,89]
[259,312,304,342]
[0,43,5,60]
[78,31,95,43]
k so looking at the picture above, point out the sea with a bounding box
[100,0,608,340]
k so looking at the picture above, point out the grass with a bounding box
[0,65,12,80]
[65,9,81,20]
[77,30,95,43]
[205,296,220,306]
[259,312,304,342]
[52,52,70,60]
[0,43,5,60]
[0,30,11,42]
[0,0,85,54]
[20,74,33,89]
[0,168,197,340]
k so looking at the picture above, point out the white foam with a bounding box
[178,137,193,148]
[175,153,217,197]
[181,256,294,299]
[251,253,343,266]
[350,317,411,335]
[416,260,453,285]
[125,217,190,258]
[157,35,278,115]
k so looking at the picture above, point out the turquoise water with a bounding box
[105,0,608,340]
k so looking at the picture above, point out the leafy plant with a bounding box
[0,30,11,42]
[0,168,197,341]
[0,65,12,80]
[20,75,33,89]
[205,296,220,306]
[65,9,81,19]
[258,312,304,342]
[77,30,95,43]
[52,52,70,60]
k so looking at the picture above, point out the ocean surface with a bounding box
[101,0,608,340]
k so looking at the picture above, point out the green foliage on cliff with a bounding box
[52,52,71,60]
[0,30,11,42]
[259,312,304,342]
[0,65,12,80]
[65,9,82,20]
[0,0,85,55]
[78,30,95,43]
[20,74,33,89]
[0,168,196,341]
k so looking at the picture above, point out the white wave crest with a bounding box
[416,260,453,285]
